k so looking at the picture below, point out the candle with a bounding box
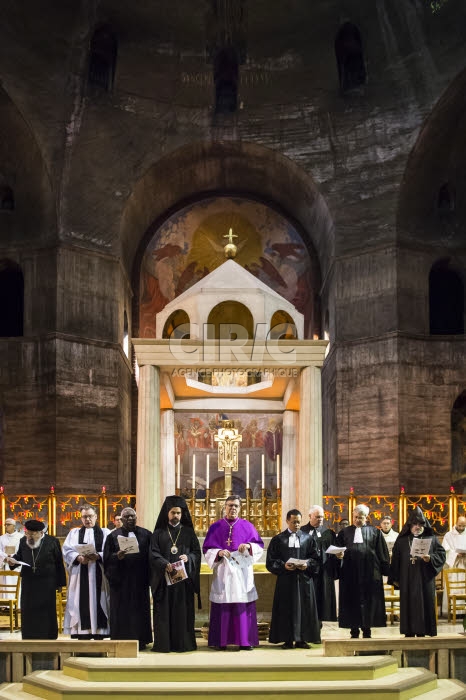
[261,454,265,489]
[277,454,280,489]
[206,454,210,488]
[246,454,250,490]
[176,454,180,489]
[192,454,196,490]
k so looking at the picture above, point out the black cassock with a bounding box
[103,526,153,647]
[12,535,66,639]
[388,533,445,636]
[266,530,321,644]
[300,524,338,621]
[336,525,390,629]
[150,525,201,652]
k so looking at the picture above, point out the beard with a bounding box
[26,536,43,549]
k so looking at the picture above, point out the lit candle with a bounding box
[206,454,210,489]
[192,454,196,491]
[261,454,265,489]
[176,455,180,489]
[246,454,250,490]
[277,454,280,489]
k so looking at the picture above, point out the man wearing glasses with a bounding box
[203,495,264,650]
[62,504,110,639]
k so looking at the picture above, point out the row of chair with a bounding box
[0,571,67,634]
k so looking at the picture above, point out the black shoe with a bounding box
[216,646,227,651]
[295,641,310,649]
[362,630,371,639]
[350,629,359,639]
[281,642,294,649]
[240,645,254,650]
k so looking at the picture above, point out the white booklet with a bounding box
[117,535,139,554]
[74,543,97,556]
[286,557,308,567]
[410,537,432,558]
[226,550,253,570]
[325,545,347,554]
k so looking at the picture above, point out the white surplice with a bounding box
[204,543,263,604]
[0,531,23,599]
[442,527,466,613]
[62,526,110,635]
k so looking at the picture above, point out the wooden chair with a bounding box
[383,583,400,625]
[444,567,466,623]
[56,569,68,632]
[0,571,21,633]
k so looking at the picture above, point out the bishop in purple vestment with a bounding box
[203,495,264,649]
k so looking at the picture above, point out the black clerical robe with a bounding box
[388,533,445,636]
[12,535,66,639]
[336,525,390,629]
[103,526,152,648]
[301,523,338,621]
[266,530,321,644]
[150,524,201,652]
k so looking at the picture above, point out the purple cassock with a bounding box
[203,518,264,647]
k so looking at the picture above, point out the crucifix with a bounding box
[214,420,242,497]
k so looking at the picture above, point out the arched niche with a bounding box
[429,259,464,335]
[207,301,253,339]
[162,309,190,339]
[88,25,118,91]
[0,259,24,337]
[451,391,466,493]
[335,22,366,93]
[269,310,298,340]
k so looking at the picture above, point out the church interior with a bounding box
[0,1,465,697]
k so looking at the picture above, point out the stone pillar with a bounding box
[298,366,323,511]
[282,410,299,528]
[161,409,175,498]
[136,365,160,529]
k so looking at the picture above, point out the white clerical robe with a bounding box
[0,531,23,599]
[205,543,263,604]
[442,527,466,613]
[62,526,110,635]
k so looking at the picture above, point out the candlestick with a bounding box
[176,454,180,489]
[277,454,280,488]
[206,454,210,488]
[261,454,265,489]
[192,454,196,491]
[246,454,250,490]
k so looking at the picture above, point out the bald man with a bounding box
[442,516,466,614]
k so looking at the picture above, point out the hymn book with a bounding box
[117,535,139,554]
[410,537,432,558]
[165,559,187,585]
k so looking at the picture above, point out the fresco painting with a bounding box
[139,196,315,338]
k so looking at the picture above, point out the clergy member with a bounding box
[203,494,264,650]
[150,495,201,653]
[0,518,24,598]
[7,519,66,639]
[336,503,390,639]
[301,505,338,624]
[389,506,445,637]
[103,507,152,651]
[62,503,110,639]
[441,516,466,614]
[267,508,321,648]
[379,515,399,560]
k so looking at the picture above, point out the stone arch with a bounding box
[397,67,466,243]
[207,301,253,340]
[0,259,24,337]
[429,259,464,335]
[121,141,334,335]
[269,310,298,340]
[451,391,466,493]
[162,309,191,339]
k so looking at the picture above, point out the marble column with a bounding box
[161,409,175,498]
[298,365,323,512]
[136,365,160,529]
[282,410,299,528]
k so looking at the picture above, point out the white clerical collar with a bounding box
[353,527,363,543]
